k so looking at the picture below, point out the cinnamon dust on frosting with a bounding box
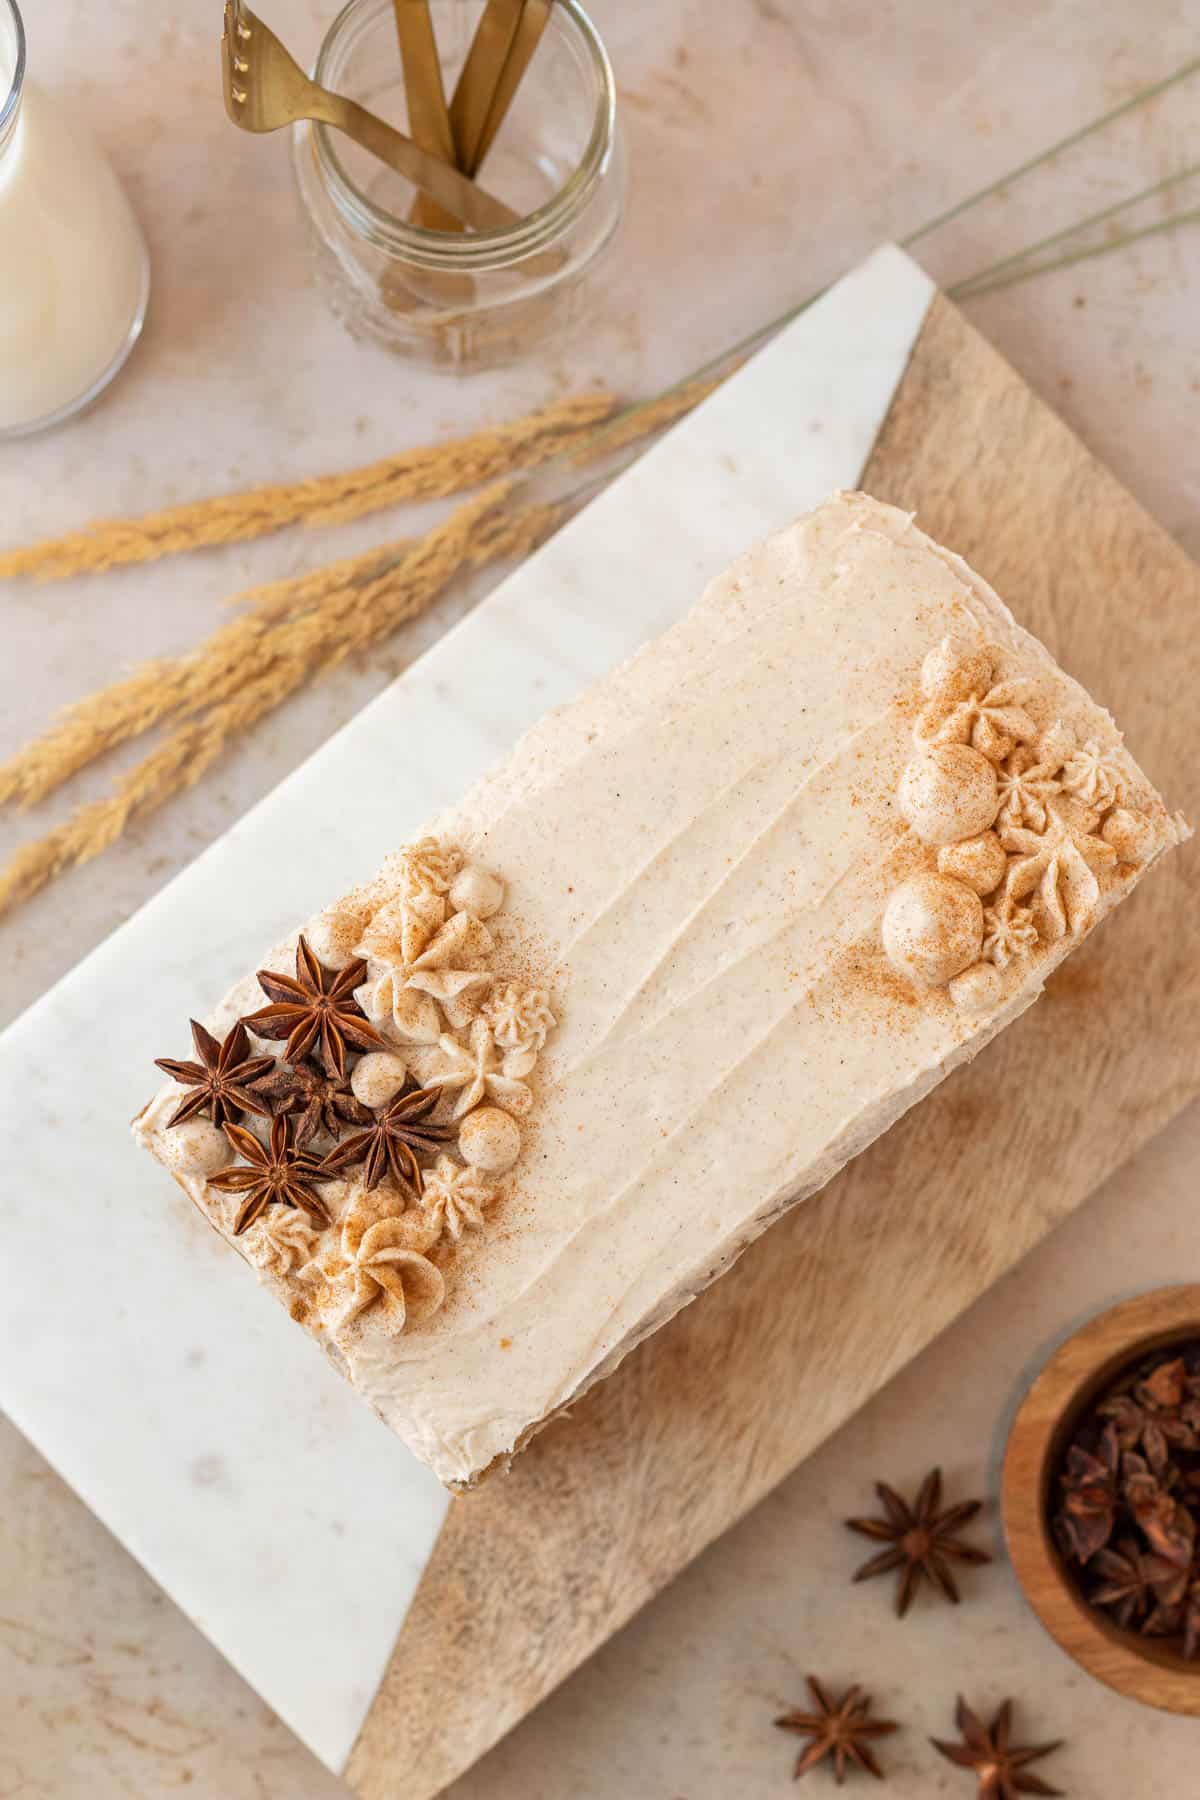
[134,493,1186,1488]
[883,635,1161,1003]
[140,836,559,1351]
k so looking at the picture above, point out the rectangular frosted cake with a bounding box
[134,493,1185,1488]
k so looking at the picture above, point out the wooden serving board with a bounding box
[346,292,1200,1797]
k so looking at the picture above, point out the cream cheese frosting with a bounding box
[133,493,1186,1488]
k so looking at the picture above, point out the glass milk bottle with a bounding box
[0,0,150,437]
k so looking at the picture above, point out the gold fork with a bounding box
[221,0,519,234]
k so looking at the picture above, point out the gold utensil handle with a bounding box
[221,0,517,234]
[390,0,455,162]
[333,96,519,232]
[449,0,526,175]
[392,0,460,236]
[473,0,552,172]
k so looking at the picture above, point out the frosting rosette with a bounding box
[305,1185,443,1338]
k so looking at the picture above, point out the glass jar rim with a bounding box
[0,0,26,149]
[310,0,616,271]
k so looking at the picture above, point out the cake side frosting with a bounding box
[134,493,1186,1487]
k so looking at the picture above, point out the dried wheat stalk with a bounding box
[0,485,563,919]
[0,538,414,811]
[0,397,629,813]
[0,391,612,582]
[567,370,729,463]
[0,375,705,815]
[0,373,709,915]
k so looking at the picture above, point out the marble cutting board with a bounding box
[2,245,1198,1800]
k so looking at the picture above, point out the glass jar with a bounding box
[0,0,150,437]
[292,0,625,371]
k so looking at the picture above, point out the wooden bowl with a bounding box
[1002,1285,1200,1715]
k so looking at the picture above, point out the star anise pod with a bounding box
[208,1116,331,1235]
[1182,1580,1200,1658]
[1141,1358,1187,1411]
[1144,1597,1187,1639]
[1123,1450,1195,1567]
[243,935,386,1078]
[774,1676,898,1783]
[1150,1587,1200,1657]
[317,1084,454,1195]
[1099,1391,1197,1465]
[1088,1537,1184,1628]
[1143,1556,1191,1616]
[1100,1360,1199,1461]
[1141,1362,1200,1459]
[930,1697,1064,1798]
[250,1056,374,1149]
[845,1468,992,1616]
[1055,1426,1119,1564]
[1055,1344,1200,1656]
[155,1020,276,1130]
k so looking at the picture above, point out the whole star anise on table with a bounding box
[317,1084,454,1196]
[243,935,386,1078]
[774,1676,899,1783]
[930,1696,1063,1798]
[845,1468,992,1616]
[250,1056,374,1149]
[208,1116,331,1235]
[154,1019,276,1129]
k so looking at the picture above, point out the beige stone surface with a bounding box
[1,0,1198,1793]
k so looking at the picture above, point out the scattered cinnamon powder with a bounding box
[833,937,925,1014]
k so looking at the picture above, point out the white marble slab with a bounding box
[0,245,933,1774]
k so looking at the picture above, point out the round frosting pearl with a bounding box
[899,745,999,846]
[449,864,505,919]
[1102,806,1154,864]
[949,961,1005,1015]
[459,1106,521,1174]
[304,900,373,970]
[937,830,1007,896]
[882,872,984,986]
[351,1052,409,1109]
[158,1117,230,1178]
[921,638,991,701]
